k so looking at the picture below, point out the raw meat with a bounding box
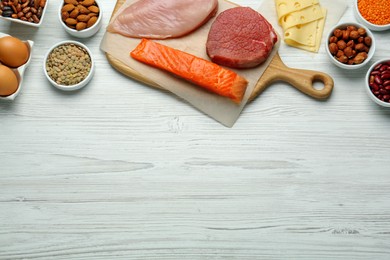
[206,7,278,69]
[107,0,218,39]
[131,39,248,104]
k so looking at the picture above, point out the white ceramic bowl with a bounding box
[365,59,390,108]
[325,22,375,70]
[0,33,33,101]
[43,41,95,91]
[59,0,102,38]
[0,0,48,27]
[354,0,390,32]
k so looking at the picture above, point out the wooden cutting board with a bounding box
[105,0,334,101]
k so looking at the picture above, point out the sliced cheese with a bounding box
[284,20,318,47]
[284,8,327,52]
[280,4,324,31]
[275,0,319,24]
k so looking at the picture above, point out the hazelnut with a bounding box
[349,30,359,40]
[342,30,350,41]
[364,36,372,46]
[347,40,355,49]
[358,27,366,36]
[329,36,338,43]
[358,36,364,43]
[355,43,365,52]
[333,28,343,38]
[353,52,368,64]
[336,50,344,58]
[328,43,338,55]
[347,25,357,31]
[344,47,355,58]
[337,40,347,50]
[337,55,348,64]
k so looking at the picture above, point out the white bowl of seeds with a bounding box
[43,40,94,91]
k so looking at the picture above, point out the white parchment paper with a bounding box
[100,0,347,127]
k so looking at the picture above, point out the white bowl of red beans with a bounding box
[354,0,390,31]
[365,59,390,107]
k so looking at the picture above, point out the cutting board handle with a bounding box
[250,53,334,100]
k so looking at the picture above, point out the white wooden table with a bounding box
[1,0,390,259]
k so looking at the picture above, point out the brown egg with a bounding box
[0,64,19,97]
[0,36,30,68]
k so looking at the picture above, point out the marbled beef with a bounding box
[206,7,278,69]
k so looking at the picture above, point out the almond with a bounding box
[87,16,97,28]
[62,4,75,12]
[39,0,46,8]
[77,4,90,14]
[81,0,94,7]
[88,5,99,13]
[77,14,89,22]
[62,11,69,20]
[65,17,77,25]
[69,8,79,19]
[65,0,78,5]
[76,22,87,31]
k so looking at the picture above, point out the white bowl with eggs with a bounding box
[353,0,390,31]
[0,32,33,101]
[43,40,95,91]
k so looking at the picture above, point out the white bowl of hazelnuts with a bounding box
[326,22,375,70]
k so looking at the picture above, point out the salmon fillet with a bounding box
[130,39,248,104]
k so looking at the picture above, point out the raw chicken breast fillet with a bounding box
[107,0,219,39]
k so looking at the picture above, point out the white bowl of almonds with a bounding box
[44,41,95,91]
[59,0,102,38]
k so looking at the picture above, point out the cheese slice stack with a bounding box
[275,0,327,52]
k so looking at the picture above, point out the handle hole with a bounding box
[312,79,325,90]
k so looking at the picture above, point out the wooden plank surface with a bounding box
[105,0,333,100]
[1,0,390,259]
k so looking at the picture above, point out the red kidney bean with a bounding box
[375,75,383,85]
[370,83,379,91]
[382,73,390,80]
[374,64,382,70]
[369,61,390,103]
[370,75,375,84]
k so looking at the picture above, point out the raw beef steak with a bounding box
[206,7,278,68]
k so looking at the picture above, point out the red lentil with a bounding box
[358,0,390,25]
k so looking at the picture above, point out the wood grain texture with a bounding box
[105,0,333,101]
[1,0,390,259]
